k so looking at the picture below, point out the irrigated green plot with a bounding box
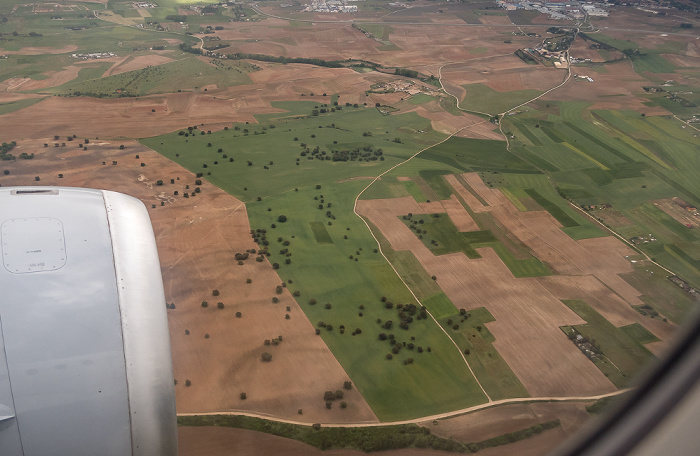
[561,300,656,388]
[439,307,530,400]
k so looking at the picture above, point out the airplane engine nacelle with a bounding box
[0,187,177,455]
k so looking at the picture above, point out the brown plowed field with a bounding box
[103,54,176,77]
[440,194,479,231]
[542,60,668,113]
[0,138,377,424]
[358,171,675,396]
[357,197,614,397]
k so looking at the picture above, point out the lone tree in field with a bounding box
[212,289,220,296]
[261,352,273,362]
[277,215,287,223]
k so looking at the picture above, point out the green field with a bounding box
[461,83,543,114]
[145,103,492,420]
[560,300,656,388]
[439,307,530,400]
[0,97,45,115]
[504,102,700,287]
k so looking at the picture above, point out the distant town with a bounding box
[303,0,362,13]
[497,0,609,20]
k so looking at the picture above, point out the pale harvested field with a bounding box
[103,54,176,77]
[0,91,271,139]
[478,15,513,25]
[439,54,565,96]
[357,196,614,397]
[440,194,479,231]
[0,138,377,424]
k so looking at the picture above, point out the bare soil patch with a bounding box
[441,194,479,231]
[0,138,377,423]
[357,196,614,397]
[103,54,176,77]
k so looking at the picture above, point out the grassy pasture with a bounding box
[0,97,45,115]
[560,300,656,389]
[621,260,699,324]
[49,57,254,96]
[144,105,441,200]
[461,83,542,115]
[146,104,491,420]
[403,136,541,177]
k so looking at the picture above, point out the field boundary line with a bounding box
[177,389,629,427]
[352,121,493,403]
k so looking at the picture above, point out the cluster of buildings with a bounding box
[304,0,359,13]
[71,52,116,60]
[496,1,609,20]
[132,2,156,8]
[370,79,441,97]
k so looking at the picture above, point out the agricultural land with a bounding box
[1,0,699,454]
